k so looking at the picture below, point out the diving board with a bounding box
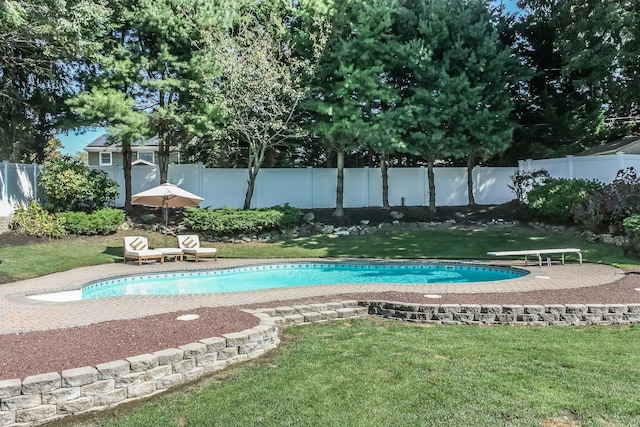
[487,248,582,268]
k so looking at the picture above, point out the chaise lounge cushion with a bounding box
[178,235,217,262]
[124,236,164,265]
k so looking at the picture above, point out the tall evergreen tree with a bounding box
[555,0,640,131]
[500,0,609,162]
[304,0,396,216]
[0,0,108,162]
[388,0,519,209]
[69,0,223,208]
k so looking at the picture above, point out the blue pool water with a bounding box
[81,263,528,300]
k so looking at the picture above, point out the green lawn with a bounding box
[0,227,635,280]
[67,318,640,427]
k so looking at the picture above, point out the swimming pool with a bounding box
[81,262,528,300]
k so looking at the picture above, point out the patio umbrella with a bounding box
[131,183,204,245]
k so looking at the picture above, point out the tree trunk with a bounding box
[243,166,259,210]
[158,138,170,184]
[426,156,436,213]
[122,144,133,212]
[467,156,476,206]
[333,149,345,217]
[381,151,389,208]
[243,147,265,210]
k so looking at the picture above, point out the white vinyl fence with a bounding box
[94,163,517,209]
[3,152,640,217]
[0,161,41,216]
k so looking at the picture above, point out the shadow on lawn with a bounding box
[103,246,124,259]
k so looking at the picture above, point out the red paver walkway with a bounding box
[1,258,624,334]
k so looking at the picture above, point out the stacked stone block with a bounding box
[362,301,640,326]
[0,300,365,426]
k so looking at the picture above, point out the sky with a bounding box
[498,0,519,14]
[56,127,106,156]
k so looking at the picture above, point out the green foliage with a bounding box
[184,205,302,235]
[11,201,66,238]
[84,169,120,211]
[39,157,119,212]
[203,0,325,209]
[526,177,603,222]
[573,168,640,233]
[623,215,640,239]
[0,0,110,162]
[58,208,125,235]
[503,0,612,162]
[508,169,550,204]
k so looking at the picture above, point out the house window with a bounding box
[99,152,112,165]
[138,152,155,164]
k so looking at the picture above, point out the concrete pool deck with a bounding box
[1,258,625,334]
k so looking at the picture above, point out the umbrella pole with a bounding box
[164,205,168,247]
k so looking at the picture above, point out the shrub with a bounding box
[623,215,640,239]
[622,215,640,258]
[508,169,550,204]
[83,170,120,211]
[526,177,603,223]
[184,204,302,235]
[40,157,119,212]
[59,208,125,235]
[573,167,640,234]
[12,202,67,238]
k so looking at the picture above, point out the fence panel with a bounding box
[387,168,425,207]
[308,168,337,208]
[434,168,468,206]
[0,161,40,216]
[474,167,518,204]
[254,169,312,208]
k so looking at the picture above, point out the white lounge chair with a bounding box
[178,235,218,262]
[123,236,164,265]
[487,248,582,267]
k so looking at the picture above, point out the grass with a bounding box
[66,318,640,427]
[1,227,634,281]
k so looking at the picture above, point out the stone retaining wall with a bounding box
[4,299,638,426]
[0,301,366,426]
[362,301,640,325]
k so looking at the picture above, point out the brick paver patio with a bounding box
[1,258,624,334]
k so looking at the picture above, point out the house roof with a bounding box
[85,134,160,152]
[576,135,640,156]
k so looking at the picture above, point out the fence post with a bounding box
[364,166,370,207]
[32,162,38,200]
[197,163,204,205]
[307,166,313,209]
[2,160,8,200]
[420,166,427,206]
[566,155,574,179]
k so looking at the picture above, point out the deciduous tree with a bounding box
[200,0,326,209]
